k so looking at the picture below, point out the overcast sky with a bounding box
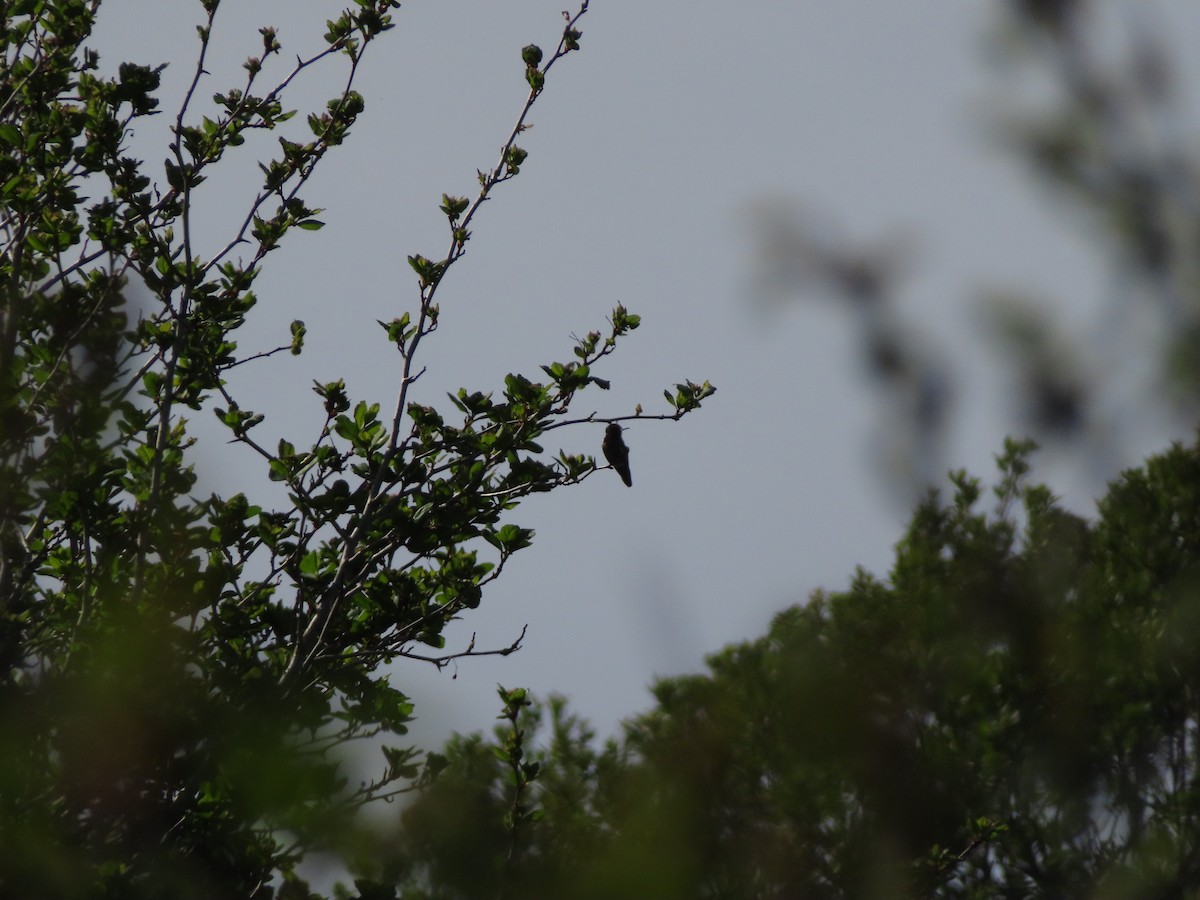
[88,1,1200,747]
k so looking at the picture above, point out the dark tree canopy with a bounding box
[389,438,1200,899]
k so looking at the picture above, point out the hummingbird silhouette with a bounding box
[602,423,632,487]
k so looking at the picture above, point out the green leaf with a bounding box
[521,44,543,67]
[439,194,469,221]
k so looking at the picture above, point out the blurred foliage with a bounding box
[0,0,712,896]
[748,0,1200,499]
[387,436,1200,898]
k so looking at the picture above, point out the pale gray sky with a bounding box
[89,1,1200,746]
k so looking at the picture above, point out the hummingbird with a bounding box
[602,422,632,487]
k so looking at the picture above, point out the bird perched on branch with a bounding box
[602,423,632,487]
